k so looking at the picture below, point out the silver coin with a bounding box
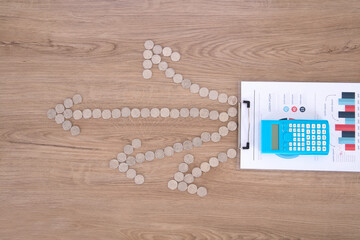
[131,108,140,118]
[63,109,73,119]
[170,109,179,118]
[197,186,207,197]
[173,74,183,84]
[227,121,237,131]
[200,162,210,173]
[189,108,199,118]
[201,132,211,142]
[126,168,136,179]
[173,142,183,153]
[117,152,127,162]
[62,120,72,131]
[153,45,162,55]
[178,163,189,173]
[227,107,237,117]
[199,108,209,118]
[170,52,181,62]
[160,108,170,118]
[145,151,155,161]
[135,153,145,163]
[162,47,172,56]
[132,139,141,149]
[55,104,65,114]
[192,167,202,178]
[143,69,152,79]
[174,172,184,182]
[184,174,194,184]
[155,149,165,159]
[47,109,56,119]
[165,68,175,78]
[55,114,65,124]
[150,108,160,118]
[184,154,194,164]
[192,137,202,147]
[219,126,229,137]
[118,163,128,172]
[208,90,218,100]
[124,145,134,155]
[181,79,191,89]
[82,109,91,119]
[143,59,152,69]
[189,84,200,93]
[73,110,82,120]
[109,159,119,169]
[199,87,209,97]
[126,156,136,166]
[158,61,168,71]
[92,109,101,119]
[134,174,145,184]
[111,109,121,118]
[168,179,178,190]
[219,112,229,122]
[144,40,154,50]
[70,125,80,136]
[178,182,187,192]
[227,148,237,159]
[121,107,130,117]
[64,98,73,108]
[209,157,219,167]
[218,93,228,104]
[228,95,238,105]
[218,152,228,162]
[187,184,197,194]
[183,140,193,150]
[140,108,150,118]
[72,94,82,104]
[211,132,221,142]
[102,109,111,119]
[151,54,161,64]
[143,49,153,59]
[209,110,219,120]
[164,146,174,157]
[180,108,190,118]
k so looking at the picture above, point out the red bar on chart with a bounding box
[335,124,355,131]
[345,105,355,112]
[345,144,355,151]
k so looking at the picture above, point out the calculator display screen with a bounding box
[271,124,279,150]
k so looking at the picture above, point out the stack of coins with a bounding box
[47,94,82,136]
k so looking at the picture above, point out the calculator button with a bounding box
[317,124,321,128]
[293,138,296,142]
[317,130,321,134]
[306,130,310,134]
[306,135,310,140]
[322,141,326,145]
[297,147,301,151]
[301,133,305,137]
[301,129,304,132]
[293,133,297,137]
[306,146,310,151]
[312,136,316,140]
[289,147,292,151]
[293,142,297,146]
[317,141,321,145]
[289,128,292,132]
[288,142,292,146]
[297,124,300,127]
[322,124,326,128]
[311,130,315,134]
[289,123,292,127]
[306,124,310,128]
[302,147,305,151]
[311,124,315,128]
[317,146,321,151]
[297,128,301,132]
[317,135,321,140]
[301,138,305,142]
[301,124,304,128]
[312,141,316,145]
[322,130,326,134]
[312,146,316,151]
[301,142,305,146]
[297,138,301,142]
[306,141,310,145]
[322,147,326,151]
[297,133,300,137]
[322,135,326,140]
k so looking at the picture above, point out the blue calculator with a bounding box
[261,120,330,155]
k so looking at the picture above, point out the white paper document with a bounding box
[239,81,360,172]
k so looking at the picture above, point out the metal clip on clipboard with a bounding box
[241,100,251,150]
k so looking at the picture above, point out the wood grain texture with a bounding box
[1,0,360,239]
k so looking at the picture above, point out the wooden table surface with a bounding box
[1,1,360,239]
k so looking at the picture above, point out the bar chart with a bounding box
[336,92,356,151]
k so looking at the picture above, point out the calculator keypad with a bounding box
[286,122,328,153]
